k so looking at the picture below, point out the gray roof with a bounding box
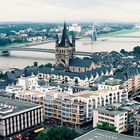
[75,129,140,140]
[69,57,93,68]
[55,64,65,70]
[0,97,41,118]
[58,22,73,48]
[94,106,127,116]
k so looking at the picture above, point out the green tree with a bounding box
[45,63,52,68]
[115,68,123,73]
[120,49,128,55]
[36,127,78,140]
[96,122,117,132]
[0,72,4,79]
[133,46,140,54]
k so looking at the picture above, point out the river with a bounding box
[1,30,140,71]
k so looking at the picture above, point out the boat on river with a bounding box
[0,50,10,56]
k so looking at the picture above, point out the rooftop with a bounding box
[75,129,140,140]
[0,97,41,118]
[69,57,93,68]
[64,89,117,99]
[94,106,127,116]
[101,78,122,86]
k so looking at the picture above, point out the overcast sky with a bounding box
[0,0,140,22]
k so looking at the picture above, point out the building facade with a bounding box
[93,106,128,133]
[55,22,100,72]
[44,89,128,129]
[134,111,140,137]
[55,22,75,70]
[0,97,43,139]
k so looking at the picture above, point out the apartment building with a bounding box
[124,74,140,93]
[93,106,128,133]
[134,110,140,137]
[45,89,128,129]
[17,75,39,90]
[0,97,44,139]
[98,78,128,102]
[15,91,44,106]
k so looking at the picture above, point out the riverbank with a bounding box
[100,28,138,37]
[0,39,55,49]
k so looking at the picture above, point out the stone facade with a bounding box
[55,22,75,70]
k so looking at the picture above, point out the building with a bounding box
[68,24,82,33]
[55,22,76,70]
[134,110,140,137]
[125,74,140,93]
[17,75,39,90]
[93,106,128,133]
[98,78,124,91]
[98,78,128,103]
[120,101,140,129]
[45,91,92,129]
[0,97,43,139]
[55,22,100,72]
[27,36,46,42]
[74,129,140,140]
[15,91,44,106]
[114,67,140,94]
[45,89,128,129]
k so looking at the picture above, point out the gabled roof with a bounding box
[55,64,65,70]
[69,57,93,68]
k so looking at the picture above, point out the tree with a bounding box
[96,122,117,132]
[36,127,78,140]
[120,49,128,55]
[45,63,52,68]
[115,68,123,73]
[0,72,5,79]
[39,63,52,68]
[133,46,140,54]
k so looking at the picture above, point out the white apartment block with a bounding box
[6,85,24,94]
[98,78,128,102]
[17,75,39,90]
[44,89,128,129]
[93,106,128,133]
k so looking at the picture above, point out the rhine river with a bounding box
[1,30,140,71]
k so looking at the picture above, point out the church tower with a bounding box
[55,22,75,70]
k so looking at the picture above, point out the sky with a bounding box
[0,0,140,23]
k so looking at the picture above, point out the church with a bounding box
[55,22,100,73]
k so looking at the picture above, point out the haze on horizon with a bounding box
[0,0,140,23]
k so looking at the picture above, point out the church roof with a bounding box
[55,64,65,70]
[69,57,93,68]
[59,22,73,47]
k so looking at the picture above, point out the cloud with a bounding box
[0,0,140,22]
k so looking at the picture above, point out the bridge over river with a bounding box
[0,47,92,56]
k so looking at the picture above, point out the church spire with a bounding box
[59,22,72,47]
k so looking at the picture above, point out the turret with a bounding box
[72,32,75,47]
[55,34,59,47]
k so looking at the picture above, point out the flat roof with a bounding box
[0,97,41,118]
[75,129,140,140]
[94,106,127,115]
[64,89,116,99]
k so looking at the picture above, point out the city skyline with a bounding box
[0,0,140,23]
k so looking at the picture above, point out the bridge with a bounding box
[0,47,92,56]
